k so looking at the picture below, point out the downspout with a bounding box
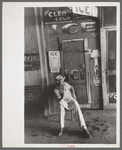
[39,7,51,116]
[34,7,50,116]
[98,7,105,110]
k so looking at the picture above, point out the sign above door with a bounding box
[72,6,98,17]
[44,7,73,23]
[44,6,98,23]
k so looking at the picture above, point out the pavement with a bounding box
[25,109,116,144]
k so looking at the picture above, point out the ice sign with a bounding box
[49,51,59,57]
[48,51,61,73]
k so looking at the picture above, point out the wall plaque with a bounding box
[24,53,40,71]
[81,22,97,32]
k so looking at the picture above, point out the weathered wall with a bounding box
[102,7,116,27]
[24,8,44,114]
[24,7,117,115]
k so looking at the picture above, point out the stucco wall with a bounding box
[24,8,44,114]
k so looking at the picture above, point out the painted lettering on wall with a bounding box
[24,53,40,71]
[65,68,86,81]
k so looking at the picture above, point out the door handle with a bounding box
[105,69,108,75]
[105,69,108,85]
[82,49,91,53]
[81,50,89,53]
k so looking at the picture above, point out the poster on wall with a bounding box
[24,53,40,71]
[81,22,97,32]
[48,51,61,73]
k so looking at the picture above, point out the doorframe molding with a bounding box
[100,27,116,110]
[80,103,91,109]
[84,38,92,104]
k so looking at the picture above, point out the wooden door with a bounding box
[61,38,88,106]
[107,30,116,103]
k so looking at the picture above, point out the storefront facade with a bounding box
[24,6,117,116]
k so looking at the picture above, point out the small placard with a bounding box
[24,53,40,71]
[50,68,60,73]
[93,76,101,86]
[91,49,100,58]
[48,51,61,68]
[48,51,61,73]
[81,22,97,32]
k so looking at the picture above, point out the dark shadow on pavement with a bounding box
[68,130,89,138]
[47,128,60,136]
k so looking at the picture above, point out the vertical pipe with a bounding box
[100,28,108,110]
[45,24,54,114]
[39,8,51,116]
[34,7,50,116]
[39,7,51,116]
[84,38,92,104]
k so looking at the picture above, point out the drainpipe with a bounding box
[34,7,51,116]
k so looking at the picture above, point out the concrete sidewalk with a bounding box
[25,110,116,144]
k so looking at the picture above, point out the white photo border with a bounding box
[2,2,120,148]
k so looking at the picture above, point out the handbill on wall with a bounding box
[48,51,61,73]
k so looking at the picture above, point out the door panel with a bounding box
[107,30,116,103]
[101,27,116,109]
[62,39,88,104]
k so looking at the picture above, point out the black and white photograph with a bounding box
[3,2,120,148]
